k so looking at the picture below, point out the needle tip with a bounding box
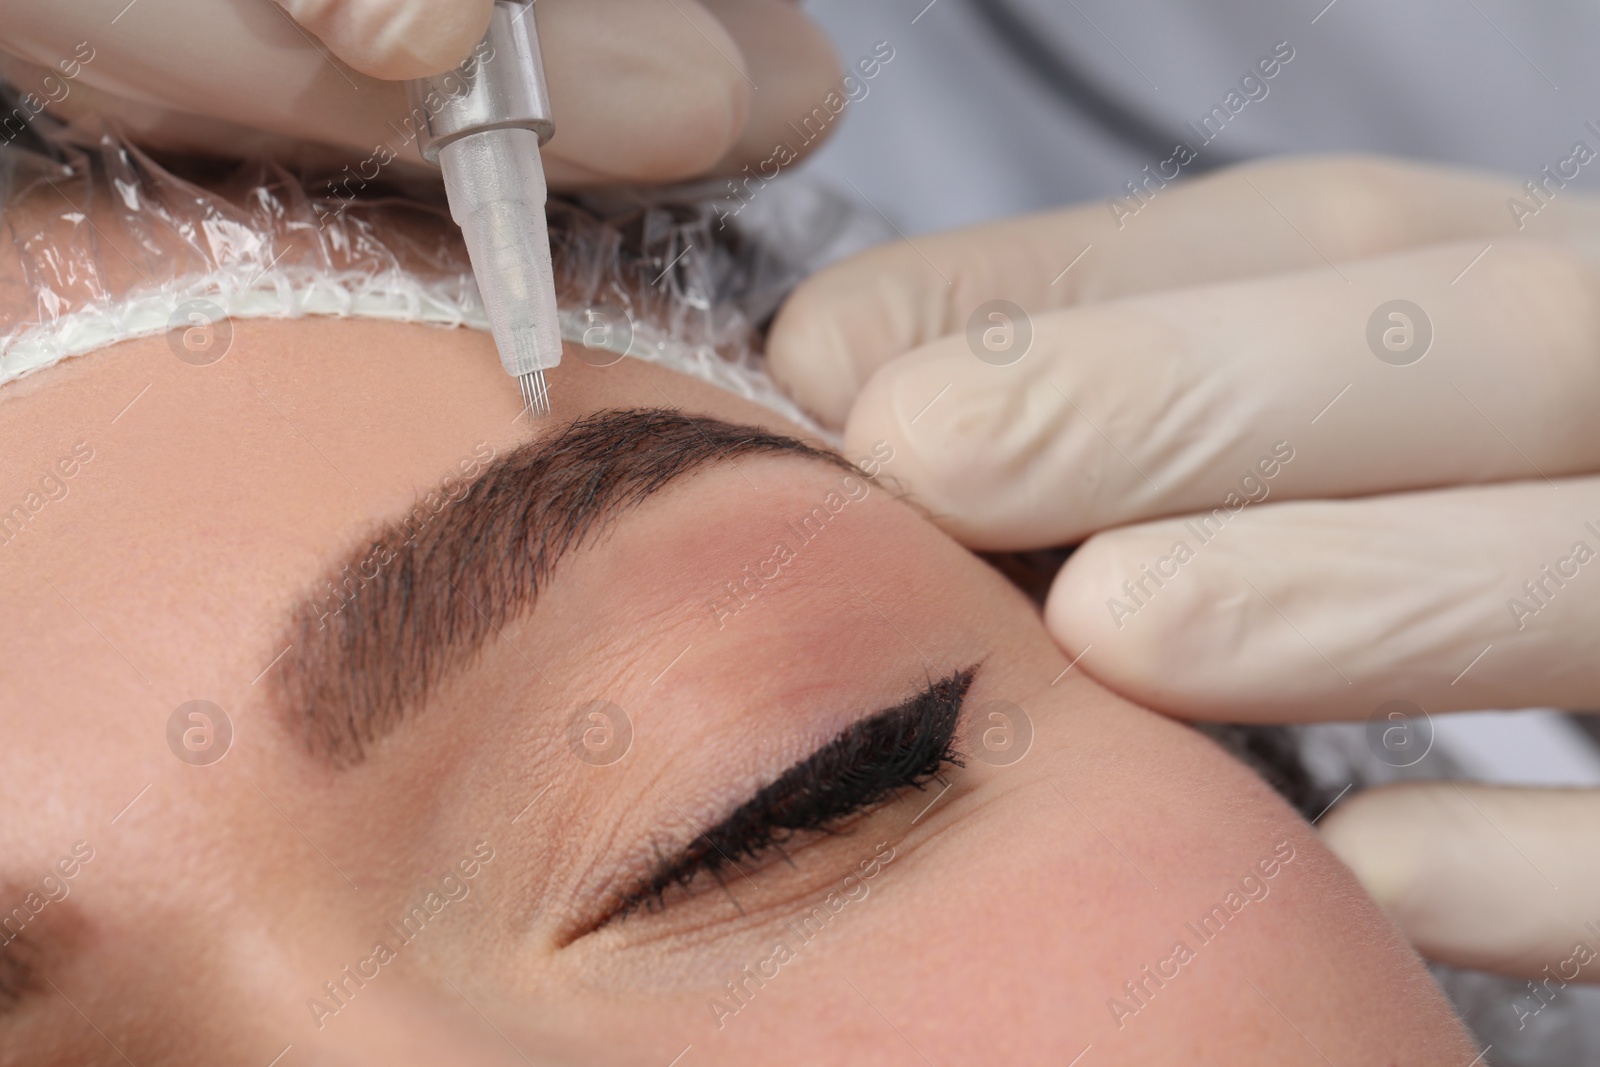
[518,370,552,419]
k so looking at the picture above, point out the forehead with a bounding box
[0,318,810,849]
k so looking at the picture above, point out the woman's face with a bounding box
[0,320,1472,1065]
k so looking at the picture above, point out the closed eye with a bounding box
[596,666,977,928]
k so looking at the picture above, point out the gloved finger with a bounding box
[269,0,494,81]
[837,238,1600,550]
[1045,476,1600,722]
[0,0,834,186]
[1320,783,1600,981]
[532,0,753,185]
[769,155,1600,427]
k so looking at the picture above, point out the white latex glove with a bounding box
[0,0,839,186]
[768,154,1600,978]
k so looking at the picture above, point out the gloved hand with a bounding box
[0,0,838,186]
[768,154,1600,979]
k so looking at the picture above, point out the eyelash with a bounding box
[605,666,977,924]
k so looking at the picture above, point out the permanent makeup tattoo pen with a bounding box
[407,0,561,418]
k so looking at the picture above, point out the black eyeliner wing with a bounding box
[610,666,976,921]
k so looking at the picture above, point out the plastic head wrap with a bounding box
[0,98,882,437]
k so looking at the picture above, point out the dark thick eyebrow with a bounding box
[273,408,853,765]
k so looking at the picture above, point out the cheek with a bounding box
[683,786,1160,1061]
[656,697,1468,1064]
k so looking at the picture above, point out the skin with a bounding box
[0,319,1475,1064]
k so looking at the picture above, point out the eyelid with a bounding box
[593,666,977,930]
